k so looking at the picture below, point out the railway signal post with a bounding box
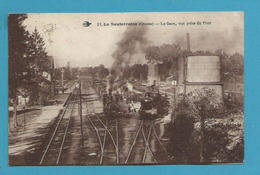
[78,81,84,147]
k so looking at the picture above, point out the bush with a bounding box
[204,125,230,162]
[167,87,244,163]
[170,113,198,163]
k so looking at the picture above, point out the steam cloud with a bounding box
[107,26,150,91]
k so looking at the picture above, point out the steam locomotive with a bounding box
[92,79,120,116]
[139,98,157,117]
[139,90,159,118]
[92,79,169,118]
[102,90,120,116]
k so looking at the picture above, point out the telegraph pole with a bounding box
[172,78,177,104]
[61,68,64,93]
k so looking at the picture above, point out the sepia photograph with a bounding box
[8,12,244,166]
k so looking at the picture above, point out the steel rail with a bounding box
[94,114,119,164]
[142,119,154,163]
[94,114,117,151]
[141,120,157,163]
[87,114,104,164]
[85,82,108,164]
[56,92,79,164]
[87,82,119,164]
[124,120,143,164]
[100,119,108,164]
[39,92,74,164]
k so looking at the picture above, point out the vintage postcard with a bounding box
[8,12,244,165]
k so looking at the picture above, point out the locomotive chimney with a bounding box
[187,33,191,51]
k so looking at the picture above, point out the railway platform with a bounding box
[9,91,74,165]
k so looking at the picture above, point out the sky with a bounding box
[23,12,244,68]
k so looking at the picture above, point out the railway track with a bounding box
[87,114,119,164]
[35,79,173,165]
[85,80,172,164]
[94,114,119,164]
[125,119,157,164]
[85,82,119,164]
[124,120,143,164]
[39,91,79,165]
[86,114,104,164]
[142,119,157,163]
[125,118,173,164]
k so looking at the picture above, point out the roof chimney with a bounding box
[187,33,191,51]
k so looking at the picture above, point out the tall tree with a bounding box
[145,44,182,63]
[9,14,30,128]
[215,50,244,83]
[27,28,50,105]
[97,64,109,79]
[28,28,50,73]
